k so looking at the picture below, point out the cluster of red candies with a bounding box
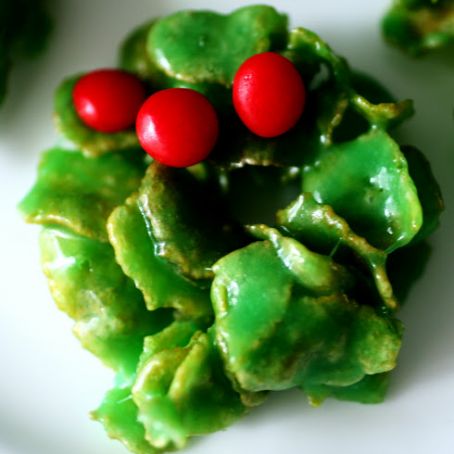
[73,53,306,167]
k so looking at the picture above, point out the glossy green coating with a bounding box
[39,227,171,375]
[137,162,246,281]
[277,193,397,310]
[147,6,287,87]
[401,146,444,243]
[132,324,245,451]
[211,229,402,393]
[0,0,52,105]
[54,76,141,156]
[93,384,158,454]
[382,0,454,55]
[303,372,391,406]
[302,130,423,252]
[107,197,212,320]
[19,147,145,242]
[248,225,354,295]
[119,21,232,110]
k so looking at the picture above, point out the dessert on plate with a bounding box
[20,5,443,453]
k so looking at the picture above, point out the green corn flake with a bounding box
[148,5,287,87]
[119,20,232,110]
[132,327,245,451]
[277,193,397,311]
[19,147,145,242]
[107,198,212,320]
[92,384,160,454]
[401,145,444,243]
[39,227,171,375]
[303,372,391,406]
[302,130,423,252]
[136,162,246,282]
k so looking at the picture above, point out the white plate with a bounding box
[1,1,453,453]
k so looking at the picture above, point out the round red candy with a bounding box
[136,88,219,168]
[233,52,306,138]
[73,69,146,133]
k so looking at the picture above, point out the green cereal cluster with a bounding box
[382,0,454,55]
[20,6,443,453]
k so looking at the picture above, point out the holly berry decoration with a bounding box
[73,54,304,167]
[136,88,219,168]
[233,52,306,138]
[73,69,146,133]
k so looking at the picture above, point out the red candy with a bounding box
[136,88,219,167]
[233,52,306,138]
[73,69,146,133]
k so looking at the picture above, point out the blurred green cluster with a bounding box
[20,5,443,453]
[0,0,52,105]
[382,0,454,55]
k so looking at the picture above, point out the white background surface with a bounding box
[1,1,453,453]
